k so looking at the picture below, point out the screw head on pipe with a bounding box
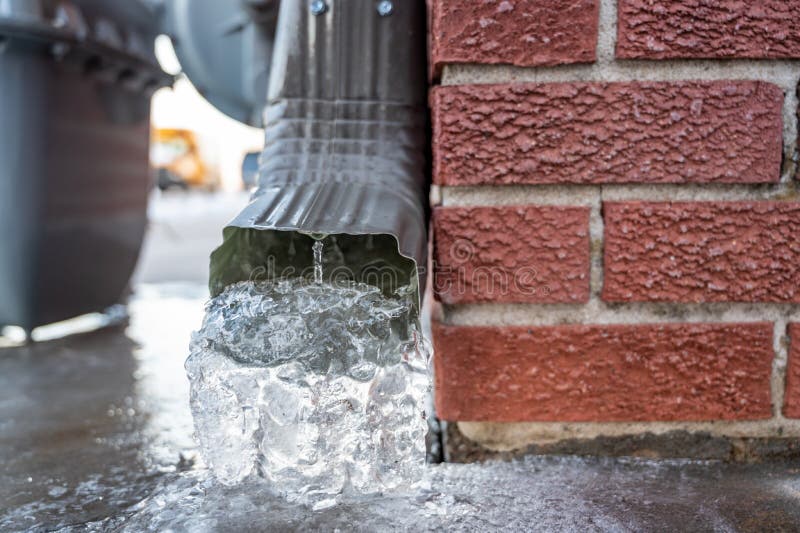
[376,0,393,16]
[309,0,327,16]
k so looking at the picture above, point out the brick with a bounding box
[430,0,598,74]
[785,324,800,419]
[432,206,590,304]
[617,0,800,60]
[433,321,774,422]
[432,81,783,185]
[603,202,800,303]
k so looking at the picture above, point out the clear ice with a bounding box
[185,275,430,504]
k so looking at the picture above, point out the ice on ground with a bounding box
[76,455,783,533]
[185,279,430,503]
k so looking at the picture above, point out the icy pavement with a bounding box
[54,457,800,532]
[2,284,800,531]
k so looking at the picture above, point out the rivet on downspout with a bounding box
[377,1,393,16]
[309,0,327,16]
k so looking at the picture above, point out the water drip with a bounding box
[313,241,323,284]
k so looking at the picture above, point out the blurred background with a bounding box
[0,0,270,340]
[135,35,262,286]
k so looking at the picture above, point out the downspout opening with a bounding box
[210,228,421,311]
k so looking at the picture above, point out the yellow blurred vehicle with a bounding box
[151,128,219,190]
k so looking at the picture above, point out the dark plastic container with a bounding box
[0,0,169,331]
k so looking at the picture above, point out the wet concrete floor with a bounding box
[2,192,800,531]
[0,284,204,531]
[1,284,800,531]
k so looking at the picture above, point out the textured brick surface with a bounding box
[785,324,800,419]
[432,206,590,304]
[433,322,774,422]
[430,0,598,74]
[617,0,800,60]
[603,202,800,303]
[432,81,782,185]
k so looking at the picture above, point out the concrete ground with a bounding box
[132,189,251,285]
[2,191,800,531]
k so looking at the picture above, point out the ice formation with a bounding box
[185,276,430,504]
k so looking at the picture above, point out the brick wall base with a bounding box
[444,422,800,463]
[430,0,800,459]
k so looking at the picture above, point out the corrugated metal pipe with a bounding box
[208,0,430,306]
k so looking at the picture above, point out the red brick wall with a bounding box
[430,0,599,75]
[603,202,800,303]
[616,1,800,60]
[429,0,800,444]
[785,324,800,419]
[433,206,590,304]
[432,81,783,185]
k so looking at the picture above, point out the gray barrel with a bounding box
[0,0,170,330]
[207,0,430,306]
